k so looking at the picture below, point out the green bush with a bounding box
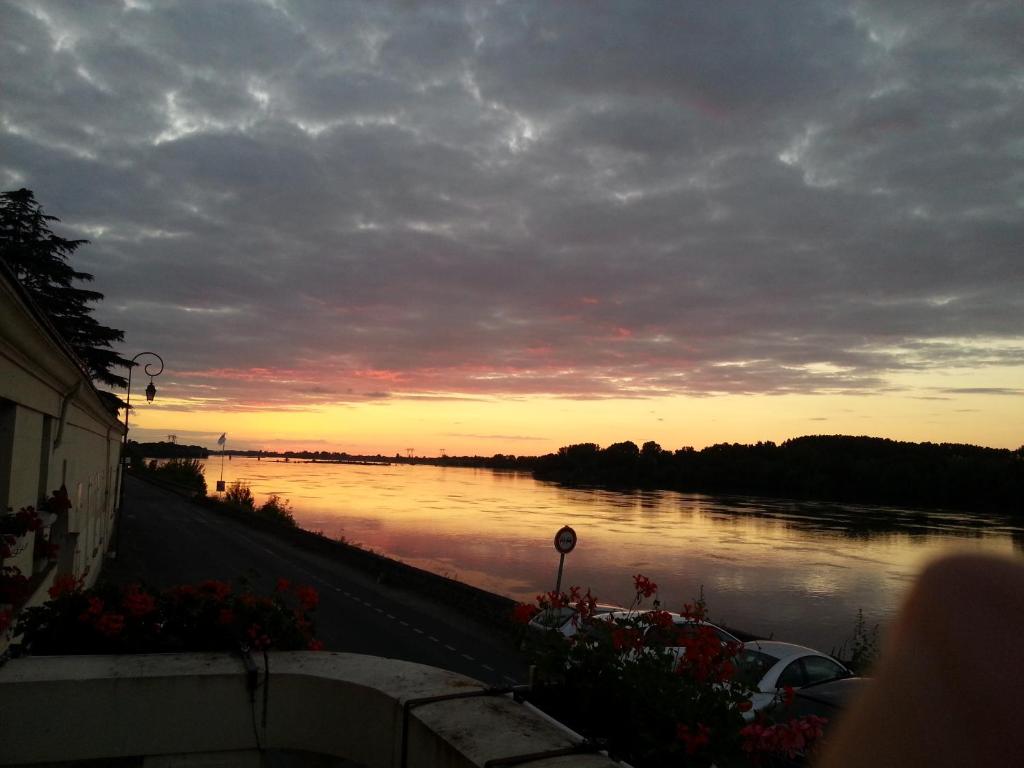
[153,458,207,496]
[257,494,297,527]
[223,481,256,511]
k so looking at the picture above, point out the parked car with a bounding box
[788,675,869,719]
[733,641,851,718]
[762,676,871,767]
[526,603,626,637]
[646,613,742,650]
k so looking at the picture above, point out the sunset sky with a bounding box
[2,1,1021,456]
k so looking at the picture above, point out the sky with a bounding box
[2,1,1022,456]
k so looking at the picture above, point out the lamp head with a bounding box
[145,380,157,402]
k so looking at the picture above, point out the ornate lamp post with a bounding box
[113,351,164,558]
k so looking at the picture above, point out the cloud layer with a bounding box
[2,1,1021,409]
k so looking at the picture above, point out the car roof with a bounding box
[742,640,832,660]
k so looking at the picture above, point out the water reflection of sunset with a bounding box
[195,458,1020,651]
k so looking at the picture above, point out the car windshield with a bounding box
[734,649,780,688]
[532,607,575,629]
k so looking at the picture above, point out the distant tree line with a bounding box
[129,441,209,460]
[392,454,536,470]
[532,436,1024,515]
[188,448,536,471]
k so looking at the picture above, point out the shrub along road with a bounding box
[102,476,529,686]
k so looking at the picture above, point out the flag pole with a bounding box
[216,433,227,491]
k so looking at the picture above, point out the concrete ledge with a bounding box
[0,652,615,768]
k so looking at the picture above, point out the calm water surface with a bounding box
[197,457,1023,652]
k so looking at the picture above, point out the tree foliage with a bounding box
[534,435,1024,515]
[0,188,129,388]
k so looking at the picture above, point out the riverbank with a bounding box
[124,470,763,645]
[106,474,530,684]
[126,470,520,632]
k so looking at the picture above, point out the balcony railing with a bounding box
[0,651,616,768]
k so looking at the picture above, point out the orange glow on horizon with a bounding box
[132,377,1023,455]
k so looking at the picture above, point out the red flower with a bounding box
[218,608,236,626]
[199,580,232,601]
[783,685,795,707]
[680,602,707,621]
[611,628,643,652]
[676,723,711,755]
[78,596,105,622]
[48,574,83,600]
[740,716,828,759]
[167,584,198,601]
[95,612,126,637]
[121,585,156,618]
[276,578,291,593]
[295,585,319,611]
[794,714,828,741]
[646,610,674,630]
[512,603,540,624]
[737,699,753,713]
[307,638,324,651]
[538,590,567,610]
[632,574,658,598]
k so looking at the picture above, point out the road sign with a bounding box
[554,525,577,554]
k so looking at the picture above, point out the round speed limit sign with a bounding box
[554,525,577,554]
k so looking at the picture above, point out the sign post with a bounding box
[553,525,577,594]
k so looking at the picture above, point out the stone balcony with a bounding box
[0,651,616,768]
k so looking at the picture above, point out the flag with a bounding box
[217,433,227,446]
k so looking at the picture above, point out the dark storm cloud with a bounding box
[1,0,1021,407]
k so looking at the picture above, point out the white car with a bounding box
[527,603,626,637]
[733,640,851,718]
[649,613,742,649]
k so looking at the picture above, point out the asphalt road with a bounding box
[103,476,529,686]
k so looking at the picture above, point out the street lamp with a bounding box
[112,351,164,558]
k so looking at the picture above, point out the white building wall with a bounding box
[1,271,125,610]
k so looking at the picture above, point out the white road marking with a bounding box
[413,628,424,635]
[461,653,475,662]
[481,664,495,672]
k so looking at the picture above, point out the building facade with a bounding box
[0,265,124,632]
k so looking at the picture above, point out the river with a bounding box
[191,457,1022,652]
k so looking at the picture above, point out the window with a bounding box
[803,656,847,685]
[777,660,806,688]
[734,649,779,688]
